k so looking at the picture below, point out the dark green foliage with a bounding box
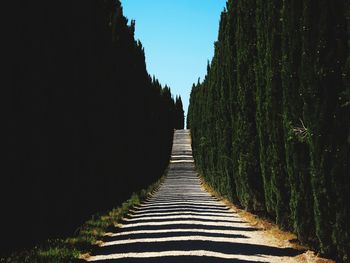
[255,0,290,228]
[234,0,265,211]
[174,95,185,129]
[188,0,350,261]
[3,0,178,256]
[299,1,350,258]
[281,0,316,247]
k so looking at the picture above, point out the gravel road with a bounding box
[86,130,304,263]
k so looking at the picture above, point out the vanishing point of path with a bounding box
[86,130,304,263]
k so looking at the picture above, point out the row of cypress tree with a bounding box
[3,0,183,256]
[187,0,350,261]
[174,95,185,129]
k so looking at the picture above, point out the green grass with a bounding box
[0,175,165,263]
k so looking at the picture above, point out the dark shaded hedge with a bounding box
[3,0,183,256]
[188,0,350,261]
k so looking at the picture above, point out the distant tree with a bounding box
[174,96,185,129]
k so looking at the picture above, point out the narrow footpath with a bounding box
[86,130,305,263]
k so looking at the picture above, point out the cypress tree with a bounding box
[188,0,350,260]
[281,0,315,245]
[234,0,264,210]
[3,0,178,255]
[174,95,185,129]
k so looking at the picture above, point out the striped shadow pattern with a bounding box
[86,130,303,263]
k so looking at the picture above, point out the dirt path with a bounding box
[86,130,307,262]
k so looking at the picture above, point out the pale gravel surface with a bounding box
[86,130,309,263]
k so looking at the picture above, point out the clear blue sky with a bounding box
[121,0,227,118]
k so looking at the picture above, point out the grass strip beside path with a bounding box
[1,175,165,263]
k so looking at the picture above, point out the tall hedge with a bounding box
[3,0,183,256]
[188,0,350,261]
[281,0,316,246]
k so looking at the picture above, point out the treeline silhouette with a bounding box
[188,0,350,261]
[174,96,185,130]
[3,0,183,256]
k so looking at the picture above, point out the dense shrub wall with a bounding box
[188,0,350,261]
[3,0,183,255]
